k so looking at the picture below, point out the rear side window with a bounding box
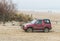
[44,19,51,24]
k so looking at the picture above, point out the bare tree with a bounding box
[0,0,17,24]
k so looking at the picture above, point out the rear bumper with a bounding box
[49,27,52,30]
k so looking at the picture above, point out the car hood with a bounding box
[23,23,32,26]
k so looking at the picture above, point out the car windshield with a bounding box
[31,20,37,24]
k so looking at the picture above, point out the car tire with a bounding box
[44,28,49,33]
[27,28,33,32]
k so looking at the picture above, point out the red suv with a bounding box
[22,19,52,32]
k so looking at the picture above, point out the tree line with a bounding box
[0,0,33,23]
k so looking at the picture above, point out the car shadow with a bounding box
[25,30,55,33]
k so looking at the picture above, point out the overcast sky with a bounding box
[13,0,60,12]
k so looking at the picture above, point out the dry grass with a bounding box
[0,25,60,41]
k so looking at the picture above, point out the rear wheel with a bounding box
[44,28,49,33]
[27,28,33,32]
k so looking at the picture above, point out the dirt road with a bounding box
[0,26,60,41]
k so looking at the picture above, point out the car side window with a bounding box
[44,19,50,24]
[36,20,42,24]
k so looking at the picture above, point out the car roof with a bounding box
[43,19,50,20]
[36,19,50,20]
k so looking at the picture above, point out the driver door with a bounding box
[34,20,43,30]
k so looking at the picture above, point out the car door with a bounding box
[34,20,43,30]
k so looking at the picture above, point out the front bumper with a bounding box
[21,25,27,30]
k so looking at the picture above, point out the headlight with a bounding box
[24,25,27,27]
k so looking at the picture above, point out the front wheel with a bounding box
[44,28,49,33]
[27,28,33,32]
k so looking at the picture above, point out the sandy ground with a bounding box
[11,11,60,41]
[0,24,60,41]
